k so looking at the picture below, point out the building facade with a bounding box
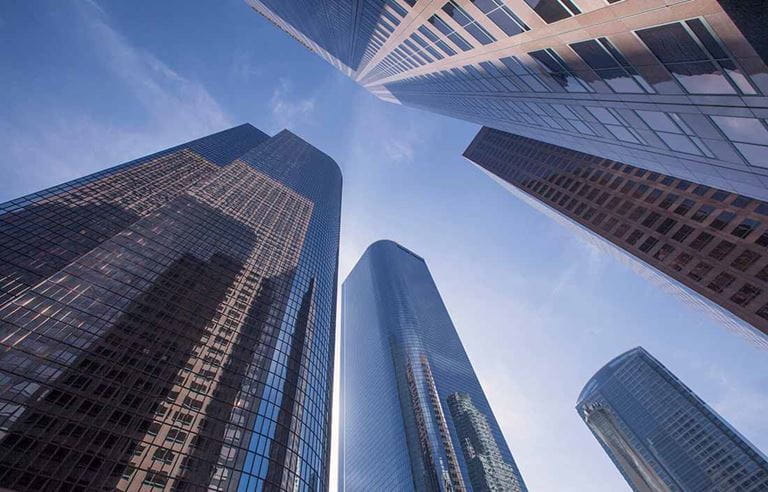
[464,126,768,349]
[249,0,768,200]
[0,124,342,491]
[577,347,768,491]
[340,240,525,491]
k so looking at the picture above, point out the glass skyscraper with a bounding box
[463,126,768,350]
[577,347,768,491]
[340,240,526,491]
[0,124,342,491]
[249,0,768,200]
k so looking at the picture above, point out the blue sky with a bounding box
[1,1,766,490]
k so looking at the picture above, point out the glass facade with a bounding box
[340,240,526,491]
[250,1,768,201]
[0,124,342,491]
[577,347,768,491]
[463,126,768,350]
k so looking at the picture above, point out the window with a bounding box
[732,218,761,239]
[688,262,713,281]
[570,38,653,93]
[674,199,695,216]
[671,252,693,271]
[529,48,592,92]
[654,244,675,261]
[442,1,496,45]
[639,236,659,253]
[731,250,760,271]
[470,0,529,36]
[152,448,175,465]
[692,185,709,196]
[658,193,679,209]
[143,472,169,488]
[709,240,736,260]
[756,203,768,216]
[731,284,762,306]
[636,110,714,157]
[166,429,188,444]
[656,218,677,235]
[627,229,644,245]
[672,224,695,242]
[642,212,661,228]
[756,303,768,320]
[587,107,644,143]
[691,204,714,223]
[756,231,768,248]
[645,189,662,204]
[523,0,580,24]
[708,273,735,293]
[499,56,550,92]
[711,116,768,168]
[731,195,751,208]
[710,211,735,230]
[428,14,474,51]
[636,19,757,95]
[689,232,715,251]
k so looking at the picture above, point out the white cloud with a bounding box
[0,0,234,200]
[269,77,316,130]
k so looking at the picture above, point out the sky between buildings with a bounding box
[1,1,766,490]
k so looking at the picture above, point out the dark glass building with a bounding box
[340,240,526,491]
[249,0,768,200]
[577,347,768,491]
[464,126,768,350]
[0,124,342,491]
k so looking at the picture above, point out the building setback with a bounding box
[464,126,768,350]
[577,347,768,491]
[0,124,342,491]
[340,240,526,491]
[248,0,768,200]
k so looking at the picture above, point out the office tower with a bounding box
[340,240,526,491]
[0,124,342,491]
[464,126,768,349]
[577,347,768,491]
[249,0,768,200]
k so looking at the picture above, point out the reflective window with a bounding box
[500,56,550,92]
[588,107,645,144]
[470,0,529,36]
[570,38,654,93]
[429,14,474,51]
[523,0,581,24]
[636,19,757,95]
[442,1,496,45]
[636,110,714,156]
[711,116,768,168]
[529,48,592,92]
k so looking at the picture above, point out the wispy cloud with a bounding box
[0,0,233,200]
[269,77,316,130]
[78,0,232,137]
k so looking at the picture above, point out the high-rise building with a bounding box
[0,124,342,491]
[340,240,525,491]
[577,347,768,491]
[249,0,768,200]
[463,126,768,350]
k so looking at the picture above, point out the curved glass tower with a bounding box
[340,240,526,491]
[577,347,768,491]
[0,125,341,491]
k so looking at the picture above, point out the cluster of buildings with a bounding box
[0,0,767,490]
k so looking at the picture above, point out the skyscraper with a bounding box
[340,240,526,491]
[577,347,768,491]
[249,0,768,200]
[0,124,342,491]
[463,126,768,349]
